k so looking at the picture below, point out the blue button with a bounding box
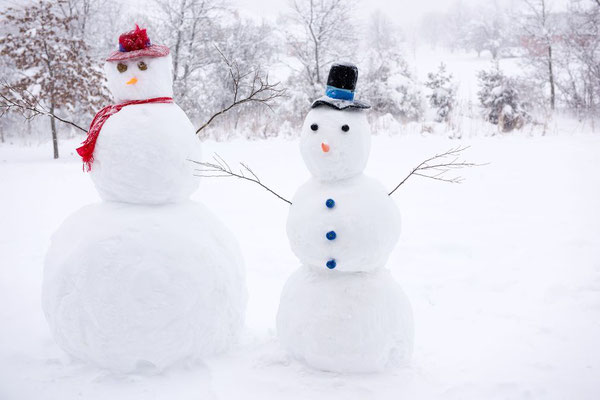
[325,199,335,208]
[326,231,336,240]
[326,259,337,269]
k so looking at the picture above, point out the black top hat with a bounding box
[311,62,370,110]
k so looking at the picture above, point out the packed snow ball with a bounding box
[90,102,200,204]
[287,175,400,272]
[300,107,371,182]
[277,266,413,373]
[43,201,247,373]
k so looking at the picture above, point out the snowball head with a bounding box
[105,55,173,103]
[277,266,413,373]
[300,107,371,182]
[90,102,200,204]
[287,174,400,272]
[42,201,247,373]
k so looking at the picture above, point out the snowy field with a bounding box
[1,133,599,399]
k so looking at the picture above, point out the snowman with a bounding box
[42,26,247,373]
[276,64,414,373]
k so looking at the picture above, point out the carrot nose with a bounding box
[126,77,138,85]
[321,142,330,153]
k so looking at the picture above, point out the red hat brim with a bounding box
[106,44,170,62]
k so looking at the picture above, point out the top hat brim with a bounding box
[311,96,370,110]
[106,44,170,62]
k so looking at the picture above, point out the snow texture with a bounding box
[277,266,413,373]
[1,134,600,399]
[90,102,200,204]
[287,174,400,272]
[43,201,246,373]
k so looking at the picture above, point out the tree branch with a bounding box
[388,146,484,196]
[0,81,87,133]
[188,153,292,205]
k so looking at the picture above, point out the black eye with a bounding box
[341,124,349,132]
[310,123,318,131]
[137,61,147,71]
[117,63,127,73]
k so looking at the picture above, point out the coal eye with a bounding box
[341,124,350,132]
[310,123,319,131]
[117,63,127,73]
[137,61,147,71]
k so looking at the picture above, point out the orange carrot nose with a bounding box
[126,77,138,85]
[321,142,330,153]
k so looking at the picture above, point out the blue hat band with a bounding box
[326,86,354,101]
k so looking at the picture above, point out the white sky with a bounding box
[231,0,494,26]
[230,0,571,27]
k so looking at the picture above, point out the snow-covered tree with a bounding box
[463,1,510,58]
[0,0,107,158]
[477,64,529,132]
[425,63,456,123]
[362,12,423,123]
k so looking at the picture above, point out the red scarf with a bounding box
[76,97,174,171]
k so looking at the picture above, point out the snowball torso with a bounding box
[43,202,246,373]
[90,103,200,204]
[287,174,400,272]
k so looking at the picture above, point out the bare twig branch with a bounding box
[188,153,292,205]
[388,146,484,196]
[195,45,286,134]
[0,81,87,133]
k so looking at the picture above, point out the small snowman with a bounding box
[277,64,413,373]
[42,26,247,373]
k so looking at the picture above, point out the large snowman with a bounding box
[277,64,413,373]
[42,26,246,373]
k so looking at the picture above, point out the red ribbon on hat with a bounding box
[76,97,173,171]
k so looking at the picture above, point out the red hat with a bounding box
[106,25,169,62]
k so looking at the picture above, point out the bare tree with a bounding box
[557,0,600,117]
[284,0,357,94]
[518,0,558,110]
[154,0,223,115]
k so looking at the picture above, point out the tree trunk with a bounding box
[548,45,556,110]
[50,104,59,159]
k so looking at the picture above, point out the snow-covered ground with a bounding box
[1,132,599,399]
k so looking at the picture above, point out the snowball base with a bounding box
[42,201,246,373]
[276,266,413,373]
